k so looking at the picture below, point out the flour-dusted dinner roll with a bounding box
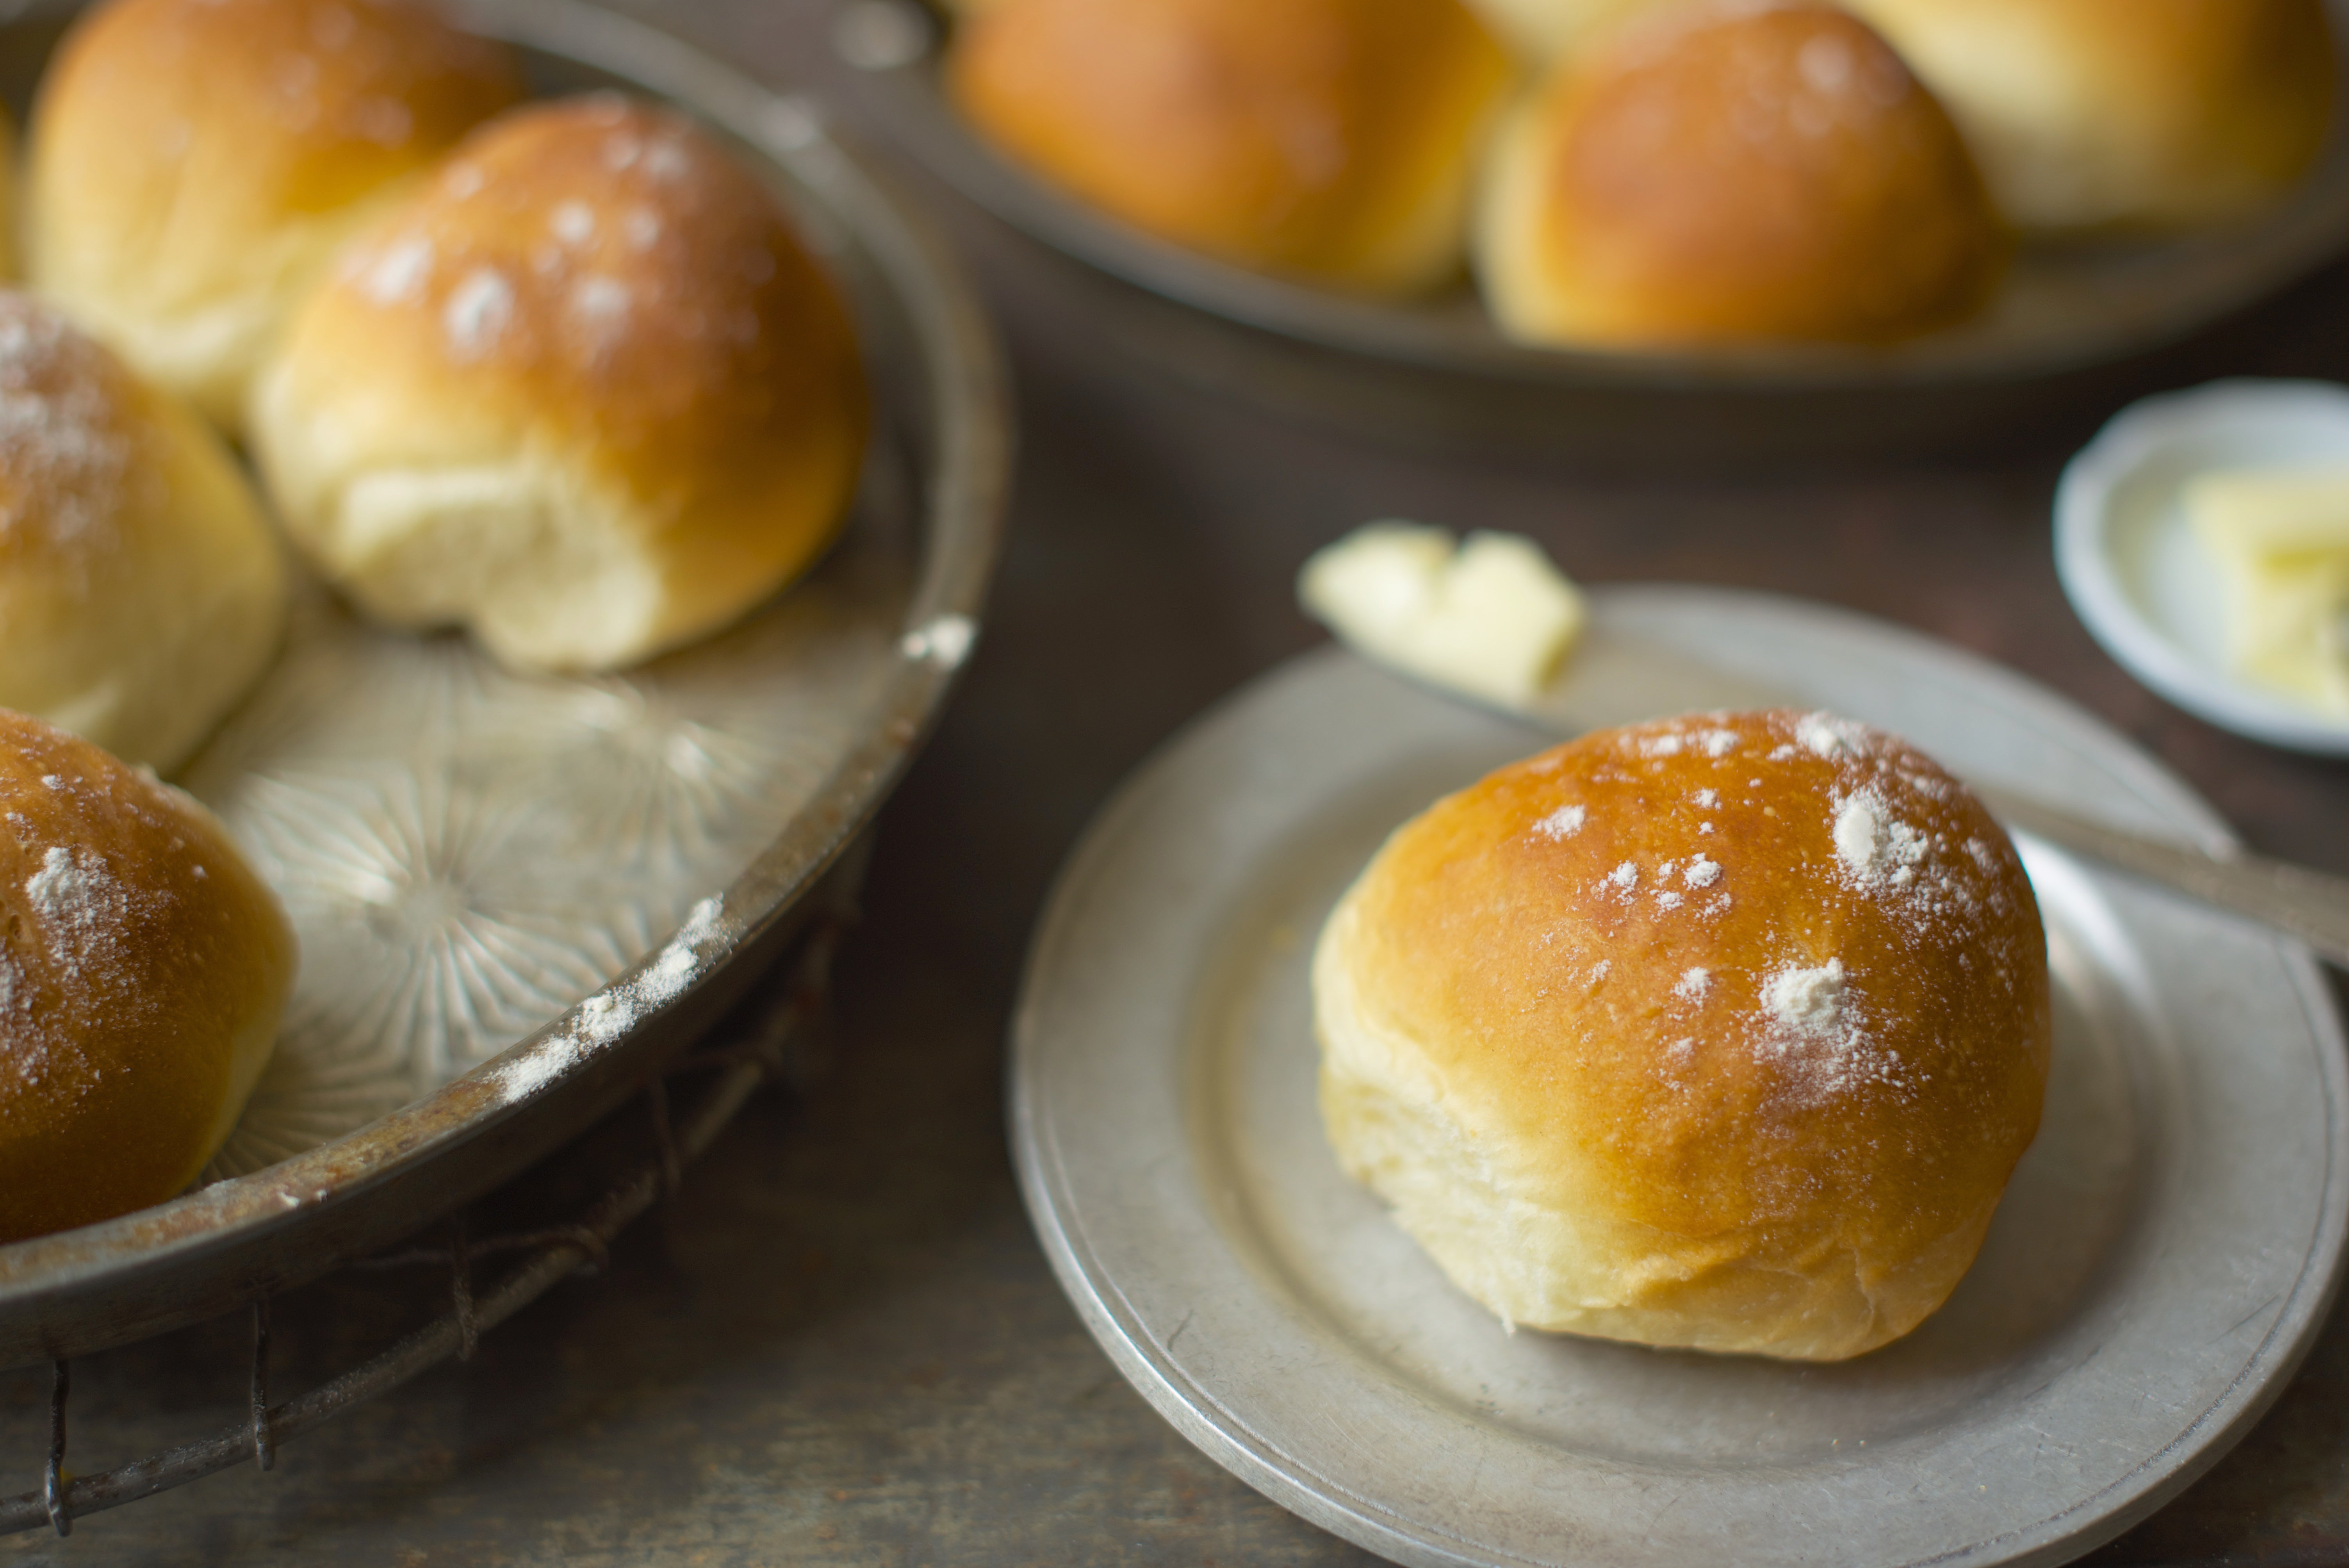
[948,0,1515,297]
[0,711,294,1243]
[248,96,867,673]
[1316,709,2050,1361]
[0,295,288,772]
[1476,2,2003,348]
[26,0,523,428]
[1840,0,2335,231]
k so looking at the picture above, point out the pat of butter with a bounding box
[1299,522,1586,706]
[2184,465,2349,714]
[2214,548,2349,713]
[2185,466,2349,556]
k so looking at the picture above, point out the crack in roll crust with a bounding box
[249,95,868,673]
[0,713,295,1243]
[1315,709,2051,1360]
[27,0,524,429]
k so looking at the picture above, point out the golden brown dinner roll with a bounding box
[949,0,1516,297]
[1476,2,2005,348]
[1316,709,2051,1361]
[0,295,288,772]
[26,0,522,428]
[0,711,294,1243]
[1839,0,2335,231]
[248,95,867,673]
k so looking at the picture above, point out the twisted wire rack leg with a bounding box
[0,903,851,1536]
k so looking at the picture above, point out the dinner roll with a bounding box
[0,295,288,772]
[1839,0,2336,230]
[0,711,294,1243]
[1476,2,2004,347]
[1316,709,2050,1361]
[27,0,522,428]
[249,96,867,673]
[948,0,1515,297]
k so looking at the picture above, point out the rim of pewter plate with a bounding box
[0,0,1010,1365]
[848,0,2349,392]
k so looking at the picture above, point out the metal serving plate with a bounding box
[0,0,1008,1365]
[849,0,2349,393]
[1013,588,2349,1568]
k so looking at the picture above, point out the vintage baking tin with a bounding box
[0,0,1009,1365]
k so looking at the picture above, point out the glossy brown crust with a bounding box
[0,713,293,1244]
[1479,2,2003,347]
[27,0,522,398]
[1844,0,2335,229]
[1326,709,2050,1356]
[32,0,520,223]
[948,0,1515,296]
[255,95,868,668]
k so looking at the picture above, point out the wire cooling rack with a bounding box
[0,876,858,1537]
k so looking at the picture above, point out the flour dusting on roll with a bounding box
[0,712,294,1243]
[1315,709,2050,1361]
[26,0,523,429]
[249,94,868,673]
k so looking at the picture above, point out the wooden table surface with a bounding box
[13,2,2349,1562]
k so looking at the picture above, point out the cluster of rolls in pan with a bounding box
[0,0,868,1241]
[948,0,2339,347]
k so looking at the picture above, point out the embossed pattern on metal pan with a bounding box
[1012,587,2349,1568]
[855,0,2349,391]
[0,0,1009,1367]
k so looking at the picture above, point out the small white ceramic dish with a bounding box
[2055,378,2349,755]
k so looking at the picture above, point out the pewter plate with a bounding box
[1012,587,2349,1568]
[0,0,1006,1365]
[848,0,2349,391]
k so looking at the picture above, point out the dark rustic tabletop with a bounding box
[11,1,2349,1562]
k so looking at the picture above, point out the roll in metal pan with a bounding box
[846,0,2349,458]
[856,0,2349,390]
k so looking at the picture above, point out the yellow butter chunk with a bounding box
[2214,548,2349,713]
[1299,522,1587,705]
[2185,465,2349,714]
[2185,466,2349,556]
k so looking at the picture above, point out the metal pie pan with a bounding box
[849,0,2349,393]
[1012,587,2349,1568]
[0,0,1008,1366]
